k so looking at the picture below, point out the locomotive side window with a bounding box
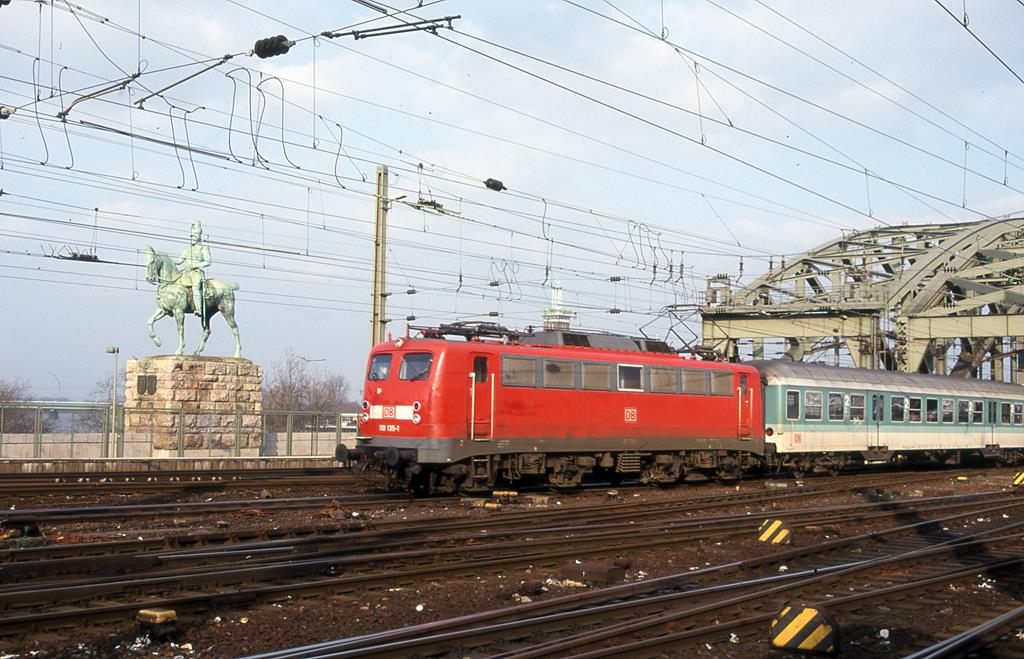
[1002,402,1012,424]
[681,369,708,395]
[543,360,576,388]
[581,362,613,390]
[908,398,922,423]
[804,391,822,420]
[850,394,865,421]
[398,353,434,381]
[368,353,393,381]
[827,393,844,421]
[971,400,984,424]
[617,365,644,392]
[942,399,955,423]
[502,356,537,387]
[710,371,733,396]
[926,398,939,423]
[785,390,800,420]
[891,396,905,422]
[957,400,970,423]
[1014,404,1023,425]
[650,367,678,394]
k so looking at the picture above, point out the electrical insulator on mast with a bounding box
[253,35,294,59]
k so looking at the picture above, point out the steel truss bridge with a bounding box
[699,218,1024,379]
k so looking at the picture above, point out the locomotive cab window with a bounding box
[710,371,733,396]
[398,353,434,381]
[368,353,393,381]
[908,397,922,423]
[617,364,643,392]
[804,391,823,420]
[850,394,865,421]
[942,399,955,423]
[891,396,906,422]
[472,356,488,383]
[828,393,844,421]
[501,356,537,387]
[650,367,678,394]
[543,360,576,388]
[785,390,800,420]
[926,398,939,423]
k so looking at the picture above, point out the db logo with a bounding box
[383,406,396,418]
[624,408,637,423]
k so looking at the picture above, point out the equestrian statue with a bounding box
[144,220,242,357]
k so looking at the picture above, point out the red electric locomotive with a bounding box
[339,323,764,494]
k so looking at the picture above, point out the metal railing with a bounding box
[0,402,357,459]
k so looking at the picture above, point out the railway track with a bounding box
[0,477,1019,643]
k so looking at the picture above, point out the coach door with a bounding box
[469,354,492,440]
[870,394,884,448]
[737,374,752,439]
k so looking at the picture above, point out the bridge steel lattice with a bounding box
[699,219,1024,380]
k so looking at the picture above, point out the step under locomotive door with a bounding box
[469,353,492,440]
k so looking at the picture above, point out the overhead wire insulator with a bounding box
[0,0,12,8]
[253,35,294,59]
[483,178,506,192]
[0,106,13,120]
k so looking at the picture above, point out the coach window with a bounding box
[972,400,984,424]
[368,353,393,381]
[501,356,537,387]
[650,367,678,394]
[804,391,823,421]
[1014,404,1023,425]
[1002,402,1012,425]
[828,393,844,421]
[957,400,970,424]
[710,371,733,396]
[942,399,955,423]
[908,397,922,423]
[786,391,800,420]
[581,362,612,391]
[617,365,644,392]
[850,394,866,421]
[926,398,939,423]
[682,369,708,395]
[398,353,434,381]
[890,396,905,422]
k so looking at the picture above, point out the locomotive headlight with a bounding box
[395,338,405,348]
[412,413,422,424]
[360,412,369,423]
[412,401,422,412]
[361,400,369,410]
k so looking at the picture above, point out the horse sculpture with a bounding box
[144,245,241,357]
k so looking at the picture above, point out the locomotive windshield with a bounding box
[399,352,434,381]
[368,353,393,381]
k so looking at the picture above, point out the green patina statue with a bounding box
[144,220,242,357]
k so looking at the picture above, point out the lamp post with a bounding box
[105,346,119,456]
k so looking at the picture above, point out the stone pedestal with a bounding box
[124,356,263,457]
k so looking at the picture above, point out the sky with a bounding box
[1,0,1023,400]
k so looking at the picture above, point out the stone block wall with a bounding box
[124,356,263,452]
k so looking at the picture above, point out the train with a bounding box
[337,323,1024,494]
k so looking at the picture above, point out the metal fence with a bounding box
[0,402,357,459]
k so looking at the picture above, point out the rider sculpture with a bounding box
[177,220,211,327]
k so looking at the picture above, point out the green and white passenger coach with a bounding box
[757,360,1024,476]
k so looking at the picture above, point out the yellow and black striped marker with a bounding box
[1013,471,1024,487]
[770,604,838,654]
[758,518,792,545]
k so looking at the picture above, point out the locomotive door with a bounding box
[469,354,492,440]
[737,374,752,439]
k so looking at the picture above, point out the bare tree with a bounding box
[263,349,355,412]
[0,379,34,433]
